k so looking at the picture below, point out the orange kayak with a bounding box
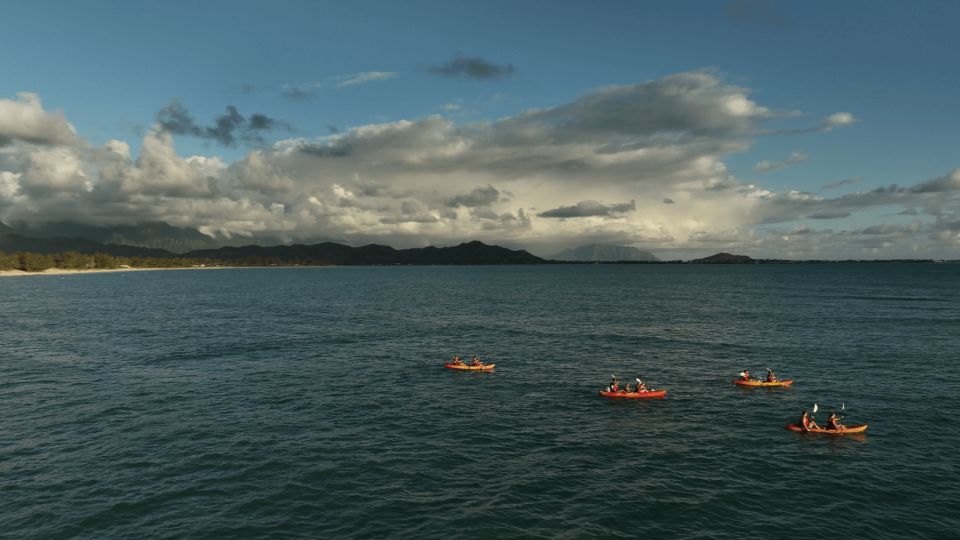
[598,389,667,399]
[785,423,868,434]
[444,363,495,371]
[733,379,794,387]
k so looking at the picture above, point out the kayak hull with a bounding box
[733,379,794,387]
[444,363,495,371]
[598,390,667,399]
[785,423,868,434]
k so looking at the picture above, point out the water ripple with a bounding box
[1,265,958,538]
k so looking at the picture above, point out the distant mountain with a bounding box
[185,240,545,265]
[3,221,221,253]
[691,252,756,264]
[551,244,658,262]
[0,234,173,257]
[1,234,544,265]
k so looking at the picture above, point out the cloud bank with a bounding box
[1,71,957,258]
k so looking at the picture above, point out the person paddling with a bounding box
[799,410,820,431]
[609,375,620,392]
[452,355,464,365]
[471,354,483,366]
[826,411,845,431]
[739,370,751,382]
[635,377,648,392]
[766,368,778,383]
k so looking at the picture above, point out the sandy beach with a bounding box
[0,266,231,278]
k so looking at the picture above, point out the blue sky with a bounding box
[1,1,958,257]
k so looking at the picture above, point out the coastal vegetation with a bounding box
[0,250,199,272]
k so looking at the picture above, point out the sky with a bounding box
[1,0,959,259]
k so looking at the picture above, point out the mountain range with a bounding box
[1,221,224,252]
[0,229,544,266]
[551,244,658,262]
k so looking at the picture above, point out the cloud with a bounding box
[428,54,515,80]
[1,74,957,259]
[821,112,857,131]
[821,177,862,190]
[754,151,807,173]
[446,185,501,207]
[663,197,675,204]
[540,200,636,218]
[156,102,286,146]
[0,93,78,146]
[771,112,858,135]
[281,72,398,101]
[335,71,398,87]
[281,85,316,102]
[909,169,960,193]
[807,210,851,219]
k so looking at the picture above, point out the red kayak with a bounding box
[785,423,868,434]
[734,379,794,387]
[444,363,495,371]
[598,389,667,399]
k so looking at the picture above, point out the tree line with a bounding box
[0,250,203,272]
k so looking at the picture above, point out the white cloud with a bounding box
[822,112,857,130]
[0,73,956,259]
[754,151,808,173]
[335,71,398,87]
[0,93,78,146]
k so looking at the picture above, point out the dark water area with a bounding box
[2,264,959,538]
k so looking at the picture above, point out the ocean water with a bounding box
[1,264,958,539]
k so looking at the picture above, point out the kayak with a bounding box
[785,423,868,434]
[444,363,495,371]
[598,390,667,399]
[733,379,794,387]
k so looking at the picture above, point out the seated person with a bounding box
[471,354,483,366]
[826,412,845,431]
[766,369,777,382]
[452,355,463,365]
[635,378,648,392]
[739,370,751,381]
[799,410,820,431]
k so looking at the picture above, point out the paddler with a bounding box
[766,368,778,383]
[609,375,620,392]
[826,411,845,431]
[799,410,820,431]
[452,354,464,365]
[471,354,483,366]
[635,377,648,392]
[739,370,751,381]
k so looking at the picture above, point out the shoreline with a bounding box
[0,266,237,278]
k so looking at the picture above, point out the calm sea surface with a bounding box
[2,265,959,538]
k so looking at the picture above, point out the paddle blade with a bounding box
[841,402,845,411]
[813,403,819,413]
